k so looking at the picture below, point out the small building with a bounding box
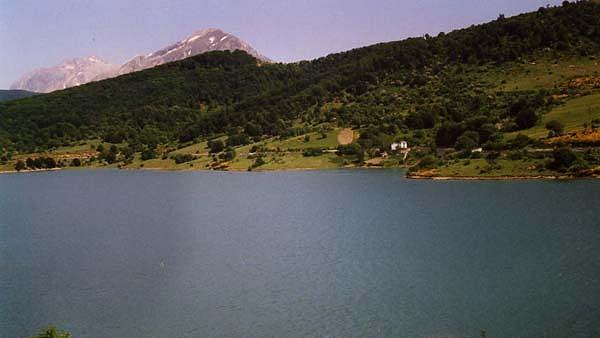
[471,147,483,153]
[391,141,409,151]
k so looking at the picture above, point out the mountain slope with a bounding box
[118,28,269,75]
[1,1,599,153]
[10,57,118,93]
[9,29,269,93]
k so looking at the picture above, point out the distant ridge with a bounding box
[0,89,38,102]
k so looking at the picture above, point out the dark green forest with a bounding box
[1,0,599,154]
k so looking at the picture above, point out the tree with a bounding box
[15,160,26,171]
[141,148,157,161]
[70,158,81,167]
[455,131,480,150]
[545,120,565,136]
[208,139,225,153]
[435,123,465,147]
[547,146,578,171]
[405,110,436,129]
[219,147,236,161]
[515,109,539,130]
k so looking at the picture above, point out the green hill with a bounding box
[0,89,37,102]
[1,1,600,176]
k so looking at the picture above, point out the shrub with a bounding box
[545,120,565,136]
[336,143,362,155]
[303,148,323,157]
[547,146,579,171]
[70,158,81,167]
[15,160,26,171]
[208,139,225,153]
[455,131,480,150]
[141,149,157,161]
[173,153,194,164]
[219,148,236,161]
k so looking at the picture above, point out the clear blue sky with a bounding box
[0,0,564,89]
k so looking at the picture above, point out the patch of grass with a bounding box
[435,158,552,177]
[266,129,341,150]
[508,93,600,139]
[257,152,345,170]
[169,140,209,155]
[485,57,600,91]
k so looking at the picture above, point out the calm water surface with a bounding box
[1,170,599,338]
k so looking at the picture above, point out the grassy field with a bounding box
[484,57,600,91]
[256,152,346,171]
[169,140,210,155]
[433,158,553,177]
[507,93,600,139]
[264,129,342,150]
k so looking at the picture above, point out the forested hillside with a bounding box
[0,90,37,102]
[1,1,599,159]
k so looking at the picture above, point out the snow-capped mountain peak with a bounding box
[10,28,270,93]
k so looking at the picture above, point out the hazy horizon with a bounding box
[0,0,564,89]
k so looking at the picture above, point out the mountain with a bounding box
[10,57,118,93]
[10,29,269,93]
[1,1,599,154]
[118,28,269,75]
[0,89,37,102]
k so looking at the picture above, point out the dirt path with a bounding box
[337,128,354,145]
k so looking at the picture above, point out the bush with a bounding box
[226,133,250,147]
[15,160,26,171]
[455,131,480,150]
[336,143,362,155]
[219,148,236,161]
[208,139,225,153]
[251,157,266,169]
[173,153,194,164]
[515,109,539,130]
[141,149,157,161]
[509,134,532,149]
[547,146,579,171]
[70,158,82,167]
[303,148,323,157]
[545,120,565,136]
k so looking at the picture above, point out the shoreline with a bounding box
[2,166,599,180]
[406,173,598,181]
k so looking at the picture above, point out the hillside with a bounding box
[0,89,37,102]
[1,1,600,176]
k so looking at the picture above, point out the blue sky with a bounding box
[0,0,564,89]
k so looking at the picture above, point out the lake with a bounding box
[1,169,599,338]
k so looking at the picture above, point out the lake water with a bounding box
[1,169,599,338]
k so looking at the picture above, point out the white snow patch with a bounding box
[187,35,202,43]
[165,46,181,55]
[220,35,229,41]
[209,37,215,44]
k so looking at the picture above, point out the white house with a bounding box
[391,141,409,151]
